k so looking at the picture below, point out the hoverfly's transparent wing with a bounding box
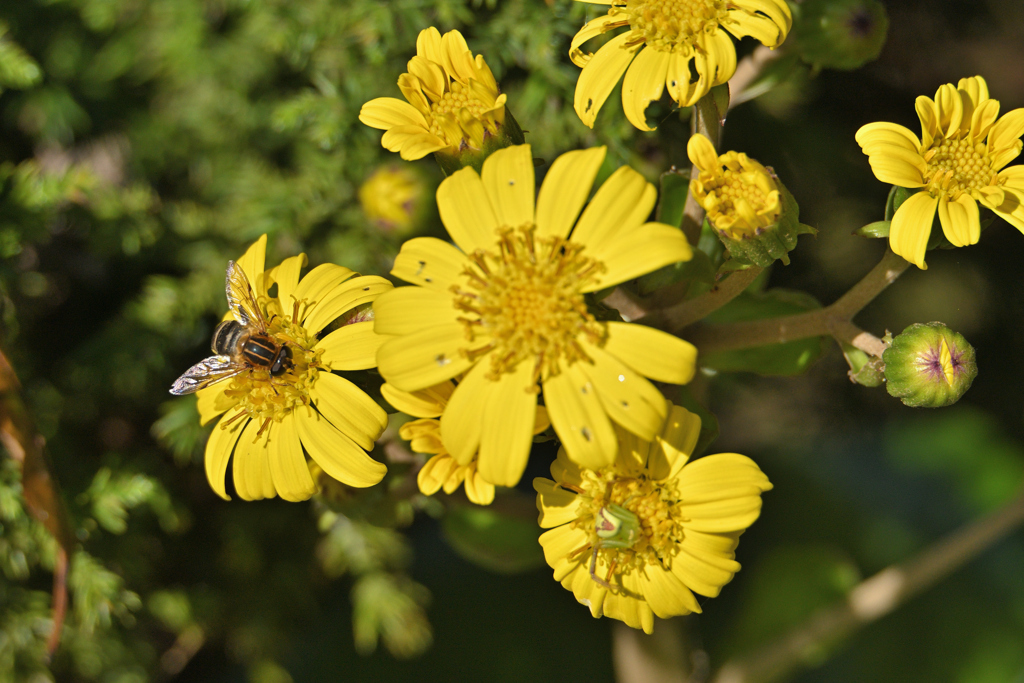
[170,355,245,395]
[225,260,269,333]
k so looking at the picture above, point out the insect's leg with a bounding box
[589,544,614,590]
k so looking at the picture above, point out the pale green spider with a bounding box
[588,503,641,590]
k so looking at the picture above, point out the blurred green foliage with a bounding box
[0,0,1023,681]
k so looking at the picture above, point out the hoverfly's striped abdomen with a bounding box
[212,320,246,356]
[242,335,279,367]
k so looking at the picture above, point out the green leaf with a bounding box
[855,220,890,238]
[441,504,544,575]
[701,289,829,376]
[654,168,690,228]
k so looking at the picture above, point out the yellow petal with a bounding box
[573,166,656,247]
[543,362,618,470]
[437,167,501,253]
[569,14,626,68]
[603,321,697,385]
[935,83,963,136]
[988,108,1024,156]
[293,264,356,312]
[197,385,238,426]
[889,191,938,269]
[232,418,276,501]
[481,145,535,229]
[578,343,667,441]
[687,133,719,172]
[235,235,267,291]
[538,524,590,570]
[316,321,386,371]
[724,3,787,48]
[866,155,927,188]
[621,46,669,131]
[536,147,607,240]
[415,26,443,63]
[303,275,392,334]
[574,33,641,129]
[677,453,773,497]
[550,450,585,489]
[386,128,449,160]
[641,566,701,618]
[581,221,693,291]
[265,253,307,315]
[390,236,471,293]
[670,547,740,597]
[267,415,316,502]
[534,478,583,528]
[358,97,428,130]
[937,194,980,247]
[205,413,247,500]
[377,322,476,392]
[417,454,449,495]
[295,410,386,487]
[855,122,922,152]
[914,95,939,149]
[733,0,792,37]
[969,98,1000,142]
[439,359,491,464]
[310,372,388,450]
[374,287,460,336]
[702,27,737,90]
[381,381,454,418]
[464,470,495,505]
[477,360,537,487]
[647,404,702,480]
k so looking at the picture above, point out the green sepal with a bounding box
[842,344,885,387]
[701,289,829,376]
[718,181,816,267]
[441,504,544,575]
[855,220,890,239]
[884,185,915,221]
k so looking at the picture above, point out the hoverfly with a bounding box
[170,261,292,395]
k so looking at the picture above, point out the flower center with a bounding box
[923,136,996,200]
[221,308,324,432]
[696,154,781,236]
[428,82,497,147]
[573,469,684,583]
[451,226,606,384]
[624,0,727,54]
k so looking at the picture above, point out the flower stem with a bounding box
[674,250,909,357]
[681,92,723,244]
[710,489,1024,683]
[646,266,765,331]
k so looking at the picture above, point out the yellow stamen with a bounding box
[625,0,728,55]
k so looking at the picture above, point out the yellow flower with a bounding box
[195,236,393,501]
[374,144,697,488]
[687,133,782,239]
[570,0,792,130]
[856,75,1024,269]
[359,165,427,235]
[383,381,550,505]
[359,27,517,167]
[534,402,772,633]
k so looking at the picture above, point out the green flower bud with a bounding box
[882,323,977,408]
[793,0,889,71]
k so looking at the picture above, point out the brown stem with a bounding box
[711,490,1024,683]
[649,267,764,331]
[681,93,723,245]
[675,250,908,357]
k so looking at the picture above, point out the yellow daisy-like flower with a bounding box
[570,0,792,130]
[856,75,1024,269]
[359,165,427,236]
[534,402,771,633]
[687,133,782,239]
[195,236,393,501]
[374,143,697,489]
[359,27,513,164]
[383,381,550,505]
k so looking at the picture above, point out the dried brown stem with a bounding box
[711,490,1024,683]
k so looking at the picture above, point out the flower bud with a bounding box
[793,0,889,71]
[687,134,815,267]
[359,165,429,236]
[883,322,977,408]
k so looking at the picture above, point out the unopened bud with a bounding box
[882,322,977,407]
[359,165,429,236]
[794,0,889,71]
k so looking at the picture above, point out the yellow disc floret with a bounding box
[451,226,606,383]
[625,0,727,53]
[923,137,997,200]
